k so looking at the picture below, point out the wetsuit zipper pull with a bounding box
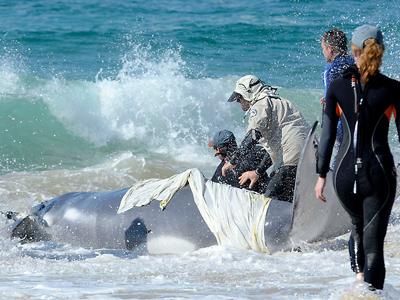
[351,76,357,112]
[353,158,362,194]
[353,164,357,194]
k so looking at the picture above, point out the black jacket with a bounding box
[212,145,271,194]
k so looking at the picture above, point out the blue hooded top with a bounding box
[323,54,355,96]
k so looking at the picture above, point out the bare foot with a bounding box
[356,272,364,281]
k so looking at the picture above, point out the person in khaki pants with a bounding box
[222,75,310,202]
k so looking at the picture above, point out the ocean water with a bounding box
[0,0,400,299]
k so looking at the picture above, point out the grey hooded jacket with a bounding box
[234,75,310,170]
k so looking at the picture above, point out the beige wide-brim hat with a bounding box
[227,75,263,103]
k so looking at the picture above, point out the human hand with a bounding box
[315,176,327,202]
[221,162,235,177]
[320,97,326,105]
[239,170,259,188]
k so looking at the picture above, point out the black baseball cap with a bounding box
[208,130,236,149]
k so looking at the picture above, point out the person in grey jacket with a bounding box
[222,75,310,202]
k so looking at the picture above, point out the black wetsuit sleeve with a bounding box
[229,129,262,165]
[395,82,400,143]
[255,153,272,175]
[396,106,400,144]
[211,160,241,188]
[317,83,339,177]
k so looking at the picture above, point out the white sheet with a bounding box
[118,168,271,253]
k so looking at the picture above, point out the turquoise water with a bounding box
[1,0,399,173]
[0,2,400,299]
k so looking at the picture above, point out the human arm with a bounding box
[229,129,262,166]
[221,161,236,177]
[314,176,327,202]
[315,83,340,201]
[228,128,270,187]
[234,140,274,188]
[236,140,272,189]
[247,99,283,171]
[223,129,261,177]
[220,129,262,185]
[395,82,400,143]
[215,161,242,188]
[236,145,273,189]
[316,84,340,178]
[255,152,272,176]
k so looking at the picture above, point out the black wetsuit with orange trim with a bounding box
[317,66,400,290]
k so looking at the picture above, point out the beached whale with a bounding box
[7,184,297,253]
[6,122,352,254]
[10,186,216,253]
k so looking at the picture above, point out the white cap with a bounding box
[227,75,263,102]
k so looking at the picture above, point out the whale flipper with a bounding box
[11,215,51,243]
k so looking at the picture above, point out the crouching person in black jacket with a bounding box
[208,129,271,194]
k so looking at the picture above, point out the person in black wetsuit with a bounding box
[208,129,271,194]
[315,24,400,290]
